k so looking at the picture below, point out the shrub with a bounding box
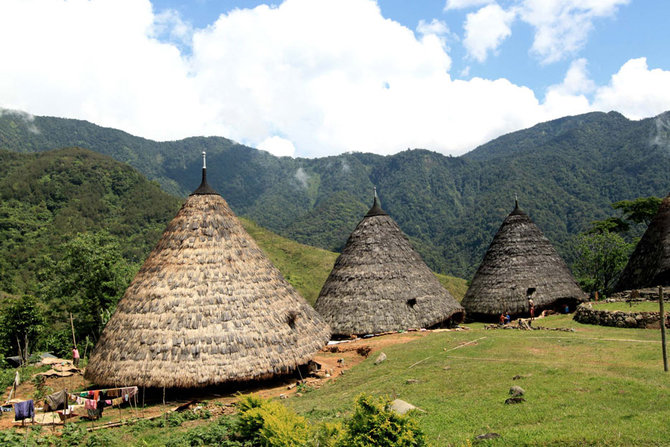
[236,394,311,446]
[165,416,241,447]
[313,421,345,447]
[337,394,427,447]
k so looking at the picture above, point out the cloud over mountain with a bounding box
[0,0,667,158]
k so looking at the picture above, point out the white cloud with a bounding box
[444,0,494,10]
[553,58,596,96]
[294,167,310,188]
[152,8,194,50]
[0,0,668,159]
[543,57,670,122]
[593,58,670,120]
[463,4,516,62]
[0,0,217,141]
[417,19,455,51]
[543,59,594,117]
[258,136,297,157]
[417,18,451,37]
[519,0,630,63]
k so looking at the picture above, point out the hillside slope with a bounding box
[0,147,468,302]
[2,109,670,278]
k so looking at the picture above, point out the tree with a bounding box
[587,217,630,235]
[38,231,135,341]
[588,197,662,235]
[0,295,44,363]
[572,230,633,295]
[611,196,662,226]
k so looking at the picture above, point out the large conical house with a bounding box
[615,193,670,291]
[85,154,330,388]
[461,200,586,320]
[314,190,464,336]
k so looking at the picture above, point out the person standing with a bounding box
[72,346,80,368]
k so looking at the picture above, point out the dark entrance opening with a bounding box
[287,311,297,329]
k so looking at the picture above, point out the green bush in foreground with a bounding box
[237,394,312,446]
[234,393,424,447]
[337,394,426,447]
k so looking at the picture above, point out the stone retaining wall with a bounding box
[573,303,670,329]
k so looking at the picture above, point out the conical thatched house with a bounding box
[314,191,464,336]
[85,154,330,388]
[461,201,586,320]
[615,193,670,291]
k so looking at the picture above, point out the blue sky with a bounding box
[2,0,670,158]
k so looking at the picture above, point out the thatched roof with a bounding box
[314,192,464,336]
[461,201,586,320]
[615,193,670,291]
[85,160,330,388]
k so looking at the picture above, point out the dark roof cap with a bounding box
[365,187,388,217]
[510,197,526,216]
[191,152,218,195]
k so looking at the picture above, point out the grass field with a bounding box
[289,315,670,446]
[591,301,668,313]
[3,315,668,446]
[435,273,468,302]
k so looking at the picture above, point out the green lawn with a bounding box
[590,301,668,313]
[289,315,670,446]
[5,315,668,446]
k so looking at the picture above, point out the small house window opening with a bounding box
[287,311,297,329]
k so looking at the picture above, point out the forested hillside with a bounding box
[0,148,182,294]
[2,109,670,278]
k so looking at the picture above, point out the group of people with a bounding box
[498,296,536,326]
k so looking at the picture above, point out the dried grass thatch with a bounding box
[615,193,670,291]
[85,165,330,388]
[461,201,586,320]
[314,194,465,336]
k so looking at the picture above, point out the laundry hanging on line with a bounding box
[13,399,35,422]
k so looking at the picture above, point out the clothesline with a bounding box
[74,386,139,399]
[68,386,138,411]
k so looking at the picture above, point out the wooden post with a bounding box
[83,336,90,365]
[69,313,77,349]
[163,386,167,425]
[660,286,668,372]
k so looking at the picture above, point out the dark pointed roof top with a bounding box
[365,187,388,217]
[191,151,218,195]
[510,197,525,216]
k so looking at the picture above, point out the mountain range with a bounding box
[2,109,669,278]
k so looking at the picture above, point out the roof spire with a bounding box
[511,193,525,215]
[191,150,218,195]
[365,186,388,217]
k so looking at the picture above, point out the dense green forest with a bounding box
[0,148,182,294]
[2,109,669,278]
